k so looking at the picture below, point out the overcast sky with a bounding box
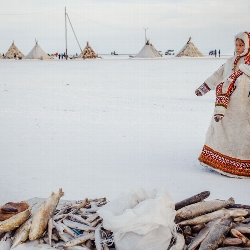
[0,0,249,55]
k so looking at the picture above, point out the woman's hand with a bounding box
[195,89,203,96]
[214,114,224,122]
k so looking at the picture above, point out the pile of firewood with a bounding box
[79,42,98,59]
[174,191,250,249]
[3,43,25,59]
[2,189,250,250]
[0,189,114,250]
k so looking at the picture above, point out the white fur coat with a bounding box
[199,68,250,178]
[204,68,250,160]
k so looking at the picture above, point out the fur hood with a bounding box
[235,31,250,56]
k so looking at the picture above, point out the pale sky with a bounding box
[0,0,249,55]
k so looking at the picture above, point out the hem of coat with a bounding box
[199,161,250,179]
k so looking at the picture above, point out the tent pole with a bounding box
[143,28,148,44]
[65,7,68,60]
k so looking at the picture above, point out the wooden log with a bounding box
[175,191,210,210]
[223,237,242,245]
[91,218,102,227]
[234,216,245,222]
[227,204,250,210]
[53,221,72,243]
[64,233,95,247]
[63,219,95,231]
[69,214,91,226]
[86,214,99,223]
[192,223,206,233]
[231,229,250,246]
[70,199,88,210]
[243,217,250,224]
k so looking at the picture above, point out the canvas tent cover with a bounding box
[26,42,51,59]
[4,42,25,59]
[176,37,204,57]
[136,40,162,58]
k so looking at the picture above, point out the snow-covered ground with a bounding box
[0,55,249,206]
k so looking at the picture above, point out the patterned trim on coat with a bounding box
[199,145,250,177]
[214,54,250,111]
[198,83,210,95]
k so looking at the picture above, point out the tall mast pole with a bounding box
[143,28,148,44]
[65,7,68,60]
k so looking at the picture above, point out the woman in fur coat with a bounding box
[195,31,250,178]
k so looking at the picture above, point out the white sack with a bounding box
[97,187,177,250]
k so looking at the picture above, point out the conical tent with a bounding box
[4,42,25,59]
[26,41,49,59]
[78,42,98,59]
[176,37,204,57]
[136,40,162,58]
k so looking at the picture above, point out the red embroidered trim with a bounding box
[245,32,250,49]
[215,71,240,109]
[233,56,241,71]
[199,145,250,177]
[214,34,250,112]
[244,53,250,65]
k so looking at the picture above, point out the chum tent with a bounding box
[26,41,51,59]
[78,42,98,59]
[136,40,162,58]
[175,37,204,57]
[4,42,25,59]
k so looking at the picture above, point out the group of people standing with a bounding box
[55,52,78,59]
[214,49,220,57]
[55,52,67,59]
[195,31,250,178]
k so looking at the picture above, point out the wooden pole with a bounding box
[65,7,68,60]
[66,13,83,55]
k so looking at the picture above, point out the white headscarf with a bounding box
[235,31,250,56]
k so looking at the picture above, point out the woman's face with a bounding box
[235,39,245,55]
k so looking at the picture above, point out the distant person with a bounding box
[218,49,220,57]
[194,31,250,178]
[58,54,61,59]
[214,49,217,57]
